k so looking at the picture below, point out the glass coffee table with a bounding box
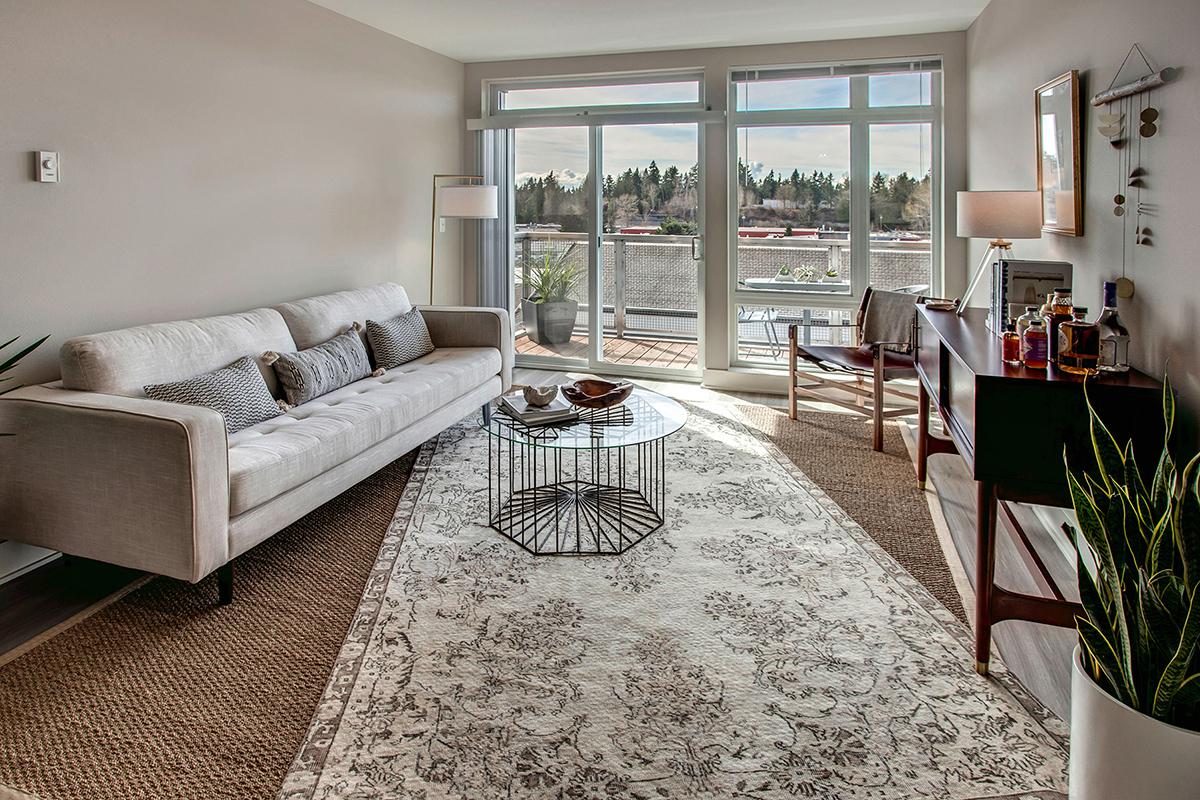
[481,387,687,555]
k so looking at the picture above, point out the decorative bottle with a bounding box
[1096,281,1131,373]
[1001,324,1022,365]
[1048,287,1073,363]
[1016,305,1041,339]
[1022,319,1048,370]
[1059,307,1100,376]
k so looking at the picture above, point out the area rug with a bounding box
[734,404,968,623]
[0,454,417,800]
[281,404,1068,799]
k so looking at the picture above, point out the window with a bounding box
[729,58,942,368]
[501,81,700,111]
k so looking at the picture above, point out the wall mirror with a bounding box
[1035,70,1083,236]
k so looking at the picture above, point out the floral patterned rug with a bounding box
[280,404,1068,800]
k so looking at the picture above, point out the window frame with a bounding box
[484,69,708,120]
[727,58,943,369]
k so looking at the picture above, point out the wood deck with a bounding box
[516,333,700,371]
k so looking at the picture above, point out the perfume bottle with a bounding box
[1059,307,1100,375]
[1096,281,1131,373]
[1002,324,1022,365]
[1022,319,1048,370]
[1016,305,1041,339]
[1048,287,1073,362]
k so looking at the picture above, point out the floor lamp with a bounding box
[429,175,498,305]
[955,191,1042,317]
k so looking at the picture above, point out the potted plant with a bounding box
[522,245,581,346]
[1064,377,1200,799]
[774,266,796,283]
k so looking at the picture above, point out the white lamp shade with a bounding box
[437,184,498,219]
[956,191,1042,240]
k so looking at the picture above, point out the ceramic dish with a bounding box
[561,379,634,409]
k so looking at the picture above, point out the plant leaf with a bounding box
[1151,378,1177,516]
[1175,454,1200,593]
[1079,616,1137,708]
[1152,587,1200,718]
[1086,380,1126,491]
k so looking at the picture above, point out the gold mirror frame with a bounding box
[1035,70,1083,236]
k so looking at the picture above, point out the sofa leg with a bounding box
[482,402,492,425]
[217,562,234,605]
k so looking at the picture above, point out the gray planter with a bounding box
[522,298,579,346]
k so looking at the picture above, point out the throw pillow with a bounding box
[144,356,282,434]
[366,308,434,369]
[264,326,374,407]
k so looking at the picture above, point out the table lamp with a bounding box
[955,190,1042,316]
[429,175,498,304]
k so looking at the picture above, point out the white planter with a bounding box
[1069,646,1200,799]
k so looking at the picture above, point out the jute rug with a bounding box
[735,405,968,622]
[282,405,1067,799]
[0,454,417,800]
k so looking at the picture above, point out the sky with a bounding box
[512,74,932,188]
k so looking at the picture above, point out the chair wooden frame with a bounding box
[786,289,922,452]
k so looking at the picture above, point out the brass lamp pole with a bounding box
[429,174,490,305]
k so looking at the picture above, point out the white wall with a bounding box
[462,31,968,383]
[0,0,466,387]
[967,0,1200,417]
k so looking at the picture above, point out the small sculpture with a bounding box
[522,385,558,407]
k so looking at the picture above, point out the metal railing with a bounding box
[514,230,931,353]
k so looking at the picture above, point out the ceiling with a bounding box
[307,0,989,63]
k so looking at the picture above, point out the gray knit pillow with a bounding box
[265,327,374,407]
[366,308,434,369]
[145,356,281,434]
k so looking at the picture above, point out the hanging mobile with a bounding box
[1140,106,1159,137]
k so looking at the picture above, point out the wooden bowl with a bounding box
[561,379,633,409]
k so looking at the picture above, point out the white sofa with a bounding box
[0,283,511,602]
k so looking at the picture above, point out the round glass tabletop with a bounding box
[482,387,687,449]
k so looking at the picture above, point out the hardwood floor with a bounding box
[0,556,142,662]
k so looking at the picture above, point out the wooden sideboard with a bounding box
[914,305,1163,674]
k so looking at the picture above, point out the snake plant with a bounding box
[1065,376,1200,731]
[1,334,49,436]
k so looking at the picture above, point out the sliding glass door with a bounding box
[509,119,703,378]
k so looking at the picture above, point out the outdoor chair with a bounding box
[787,286,924,452]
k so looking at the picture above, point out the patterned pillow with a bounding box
[266,327,373,407]
[144,356,282,434]
[366,308,435,369]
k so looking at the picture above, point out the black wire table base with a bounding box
[486,431,668,555]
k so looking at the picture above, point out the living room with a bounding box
[1,1,1197,798]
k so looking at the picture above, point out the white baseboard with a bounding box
[0,540,60,585]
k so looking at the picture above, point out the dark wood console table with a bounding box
[914,305,1162,674]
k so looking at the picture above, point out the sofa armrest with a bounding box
[419,306,513,392]
[0,385,230,583]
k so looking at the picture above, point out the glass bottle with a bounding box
[1016,305,1041,339]
[1001,324,1022,365]
[1048,287,1073,363]
[1022,319,1048,370]
[1096,280,1131,373]
[1059,307,1100,375]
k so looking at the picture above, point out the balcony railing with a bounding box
[514,230,932,361]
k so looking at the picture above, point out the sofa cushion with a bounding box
[267,327,373,407]
[145,356,283,434]
[274,283,411,351]
[366,309,435,369]
[60,308,296,397]
[225,347,501,515]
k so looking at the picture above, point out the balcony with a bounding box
[514,230,932,369]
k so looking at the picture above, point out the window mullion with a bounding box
[850,117,870,302]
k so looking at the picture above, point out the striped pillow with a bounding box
[267,327,372,407]
[366,309,434,370]
[144,356,281,434]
